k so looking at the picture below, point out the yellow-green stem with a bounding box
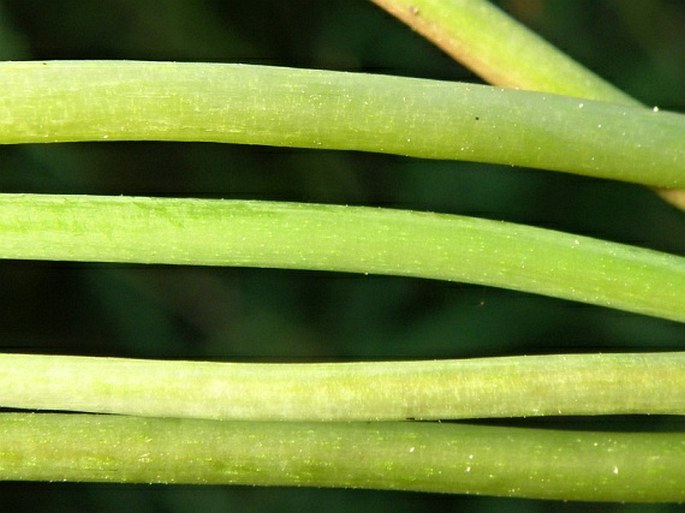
[0,61,684,187]
[2,194,684,321]
[1,352,684,421]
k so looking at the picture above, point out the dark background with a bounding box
[0,1,683,511]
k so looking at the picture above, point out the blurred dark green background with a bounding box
[0,1,683,511]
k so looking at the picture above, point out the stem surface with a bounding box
[1,352,684,421]
[1,194,684,321]
[369,0,637,103]
[0,414,682,502]
[369,0,685,207]
[0,60,684,187]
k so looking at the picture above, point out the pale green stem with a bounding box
[0,61,684,187]
[369,0,685,207]
[1,194,684,321]
[1,352,684,421]
[1,414,683,502]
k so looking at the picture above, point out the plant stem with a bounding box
[0,61,684,187]
[2,352,684,421]
[369,0,637,104]
[0,413,682,502]
[2,194,684,321]
[369,0,685,207]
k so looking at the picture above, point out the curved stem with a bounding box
[1,194,684,321]
[1,414,683,502]
[1,352,684,421]
[5,194,685,321]
[0,61,684,187]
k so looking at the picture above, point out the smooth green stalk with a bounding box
[1,353,684,421]
[1,413,683,502]
[0,61,684,187]
[370,0,685,207]
[2,194,684,321]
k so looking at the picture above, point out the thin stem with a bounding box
[0,61,684,187]
[1,414,683,502]
[1,353,684,421]
[1,194,684,321]
[369,0,637,103]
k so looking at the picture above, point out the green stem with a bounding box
[1,60,684,187]
[1,413,682,502]
[2,194,684,321]
[2,353,684,420]
[369,0,685,208]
